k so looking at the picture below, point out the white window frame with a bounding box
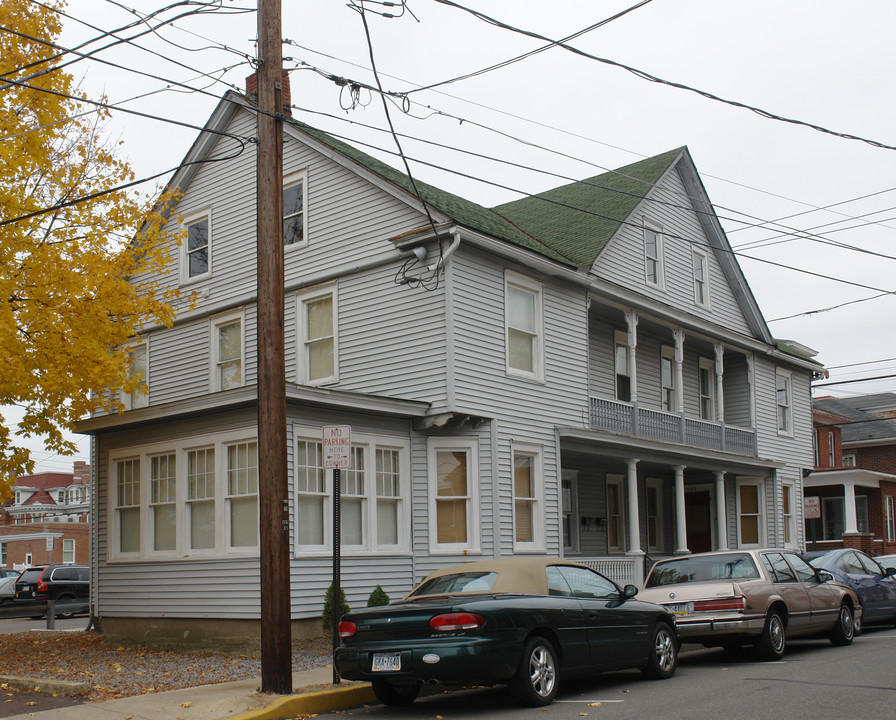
[185,446,217,554]
[428,436,480,555]
[606,474,626,552]
[62,538,75,564]
[149,452,178,555]
[504,271,544,381]
[736,479,764,548]
[512,442,545,553]
[646,478,664,553]
[181,209,212,282]
[0,543,5,566]
[698,356,716,421]
[776,368,793,436]
[842,453,856,468]
[107,430,259,562]
[827,431,835,466]
[691,247,710,307]
[614,330,632,403]
[122,340,149,410]
[210,309,245,392]
[296,283,338,386]
[643,220,665,289]
[294,428,410,555]
[113,457,141,557]
[225,440,259,550]
[886,495,896,542]
[782,483,796,548]
[660,345,676,412]
[283,170,308,249]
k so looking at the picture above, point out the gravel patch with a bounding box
[0,631,331,701]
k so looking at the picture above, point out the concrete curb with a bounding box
[230,683,377,720]
[0,674,90,697]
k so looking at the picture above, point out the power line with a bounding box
[813,374,896,388]
[431,0,896,152]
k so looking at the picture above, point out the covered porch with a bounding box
[558,427,782,586]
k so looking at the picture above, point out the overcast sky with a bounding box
[15,0,896,472]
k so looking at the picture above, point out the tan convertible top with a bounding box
[405,557,590,599]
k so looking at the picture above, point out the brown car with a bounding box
[638,549,860,659]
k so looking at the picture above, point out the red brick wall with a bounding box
[814,426,842,469]
[0,524,89,568]
[855,446,896,474]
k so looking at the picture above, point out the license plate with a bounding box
[371,652,401,672]
[668,602,691,616]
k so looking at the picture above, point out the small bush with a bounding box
[367,585,390,607]
[322,583,350,630]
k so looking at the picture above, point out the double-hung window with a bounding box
[123,341,149,410]
[698,357,716,421]
[297,285,337,385]
[737,481,761,546]
[776,369,793,435]
[782,483,795,546]
[429,438,479,553]
[226,441,258,548]
[505,272,543,380]
[115,458,141,554]
[212,311,243,391]
[283,173,307,247]
[62,539,75,564]
[887,496,896,542]
[187,448,215,550]
[646,478,663,552]
[643,221,664,288]
[660,346,675,412]
[150,453,177,552]
[614,330,631,402]
[183,212,211,280]
[513,444,544,552]
[692,248,709,307]
[295,431,409,553]
[606,475,625,551]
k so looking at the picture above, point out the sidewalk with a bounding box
[10,666,377,720]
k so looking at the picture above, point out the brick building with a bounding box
[0,461,91,569]
[804,394,896,555]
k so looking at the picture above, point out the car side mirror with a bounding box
[885,567,896,578]
[817,570,835,583]
[621,584,638,600]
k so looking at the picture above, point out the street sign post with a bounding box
[804,496,821,549]
[323,425,351,684]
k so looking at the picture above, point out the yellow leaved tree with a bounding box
[0,0,180,486]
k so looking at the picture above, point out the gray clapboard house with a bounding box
[76,87,821,649]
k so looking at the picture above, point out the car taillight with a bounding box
[693,597,745,612]
[429,612,485,632]
[37,580,48,592]
[338,620,357,638]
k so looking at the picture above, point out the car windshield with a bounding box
[408,571,498,597]
[646,554,760,587]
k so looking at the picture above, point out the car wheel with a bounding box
[370,679,420,707]
[829,603,855,646]
[55,594,76,619]
[755,610,786,660]
[512,636,559,706]
[641,622,677,679]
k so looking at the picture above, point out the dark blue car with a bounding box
[808,549,896,633]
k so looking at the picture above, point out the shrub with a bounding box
[367,585,390,607]
[322,583,350,630]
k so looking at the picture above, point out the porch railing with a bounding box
[589,396,757,456]
[576,556,642,588]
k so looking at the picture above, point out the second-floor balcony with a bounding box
[590,396,757,456]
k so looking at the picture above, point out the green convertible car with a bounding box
[334,557,680,707]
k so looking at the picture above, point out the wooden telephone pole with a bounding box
[256,0,291,694]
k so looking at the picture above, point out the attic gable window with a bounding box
[692,248,710,307]
[184,213,211,280]
[283,172,307,247]
[643,222,665,288]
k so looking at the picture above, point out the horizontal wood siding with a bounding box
[591,167,752,336]
[588,317,615,398]
[723,354,751,427]
[753,358,814,467]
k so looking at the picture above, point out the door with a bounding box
[762,552,812,633]
[686,491,712,553]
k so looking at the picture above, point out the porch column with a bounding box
[673,329,685,414]
[625,310,639,404]
[714,343,725,423]
[626,458,643,555]
[843,481,859,534]
[714,471,728,550]
[673,465,688,554]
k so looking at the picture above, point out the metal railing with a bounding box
[588,396,757,456]
[0,599,90,629]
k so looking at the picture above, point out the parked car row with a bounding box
[335,548,896,708]
[0,564,90,618]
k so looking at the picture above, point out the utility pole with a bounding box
[256,0,291,695]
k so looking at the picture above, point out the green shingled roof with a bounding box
[491,148,685,267]
[283,106,682,269]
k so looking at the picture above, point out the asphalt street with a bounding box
[331,627,896,720]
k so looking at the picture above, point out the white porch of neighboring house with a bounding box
[803,469,896,550]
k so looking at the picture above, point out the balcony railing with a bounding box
[589,396,757,456]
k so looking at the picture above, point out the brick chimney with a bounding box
[73,460,90,483]
[245,70,292,116]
